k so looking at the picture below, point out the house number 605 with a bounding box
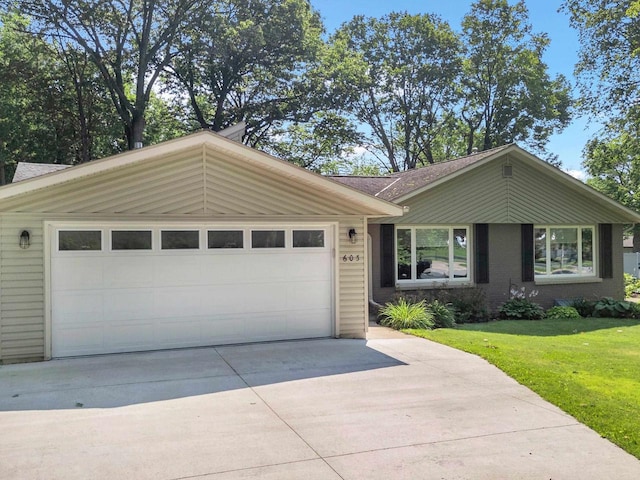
[342,255,360,262]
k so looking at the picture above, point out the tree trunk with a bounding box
[127,113,146,149]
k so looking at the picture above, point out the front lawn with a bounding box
[406,318,640,459]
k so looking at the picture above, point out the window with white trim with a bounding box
[534,226,595,277]
[396,226,469,282]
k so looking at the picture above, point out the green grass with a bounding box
[405,318,640,459]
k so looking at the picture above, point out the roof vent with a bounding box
[502,165,513,178]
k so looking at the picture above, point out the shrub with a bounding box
[571,298,595,317]
[378,298,435,330]
[545,306,581,320]
[498,298,545,320]
[447,288,489,323]
[593,297,635,318]
[426,300,456,328]
[390,288,488,324]
[624,273,640,297]
[498,285,544,320]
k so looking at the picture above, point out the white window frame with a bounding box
[395,225,471,284]
[534,225,597,278]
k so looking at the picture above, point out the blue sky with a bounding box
[310,0,596,178]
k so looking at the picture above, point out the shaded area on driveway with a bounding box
[1,336,640,480]
[0,339,405,411]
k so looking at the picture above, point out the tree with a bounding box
[562,0,640,118]
[328,12,463,172]
[260,112,364,174]
[166,0,324,146]
[583,108,640,249]
[460,0,572,160]
[9,0,207,149]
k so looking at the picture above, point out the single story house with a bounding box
[331,144,640,311]
[0,128,403,363]
[2,134,638,364]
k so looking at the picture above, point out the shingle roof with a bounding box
[330,144,512,201]
[12,162,71,183]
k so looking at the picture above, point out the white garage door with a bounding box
[50,224,334,357]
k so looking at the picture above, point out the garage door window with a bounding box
[208,230,244,249]
[112,230,152,250]
[161,230,200,249]
[251,230,285,248]
[293,230,325,248]
[59,230,102,251]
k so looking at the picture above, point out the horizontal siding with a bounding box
[0,216,45,362]
[338,218,367,338]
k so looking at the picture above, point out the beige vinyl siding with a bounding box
[0,214,369,362]
[337,217,367,338]
[1,147,359,216]
[0,216,45,362]
[372,155,631,225]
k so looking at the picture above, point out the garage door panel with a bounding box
[53,325,106,357]
[103,290,155,321]
[200,255,251,284]
[200,316,246,343]
[286,309,332,337]
[51,225,334,357]
[249,255,290,279]
[243,283,287,311]
[104,257,155,288]
[52,257,104,290]
[287,281,331,309]
[154,257,205,286]
[153,288,204,317]
[286,253,330,279]
[155,317,205,346]
[103,322,155,351]
[246,313,288,341]
[53,292,104,323]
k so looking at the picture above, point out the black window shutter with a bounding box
[380,224,395,287]
[521,224,534,282]
[475,224,489,284]
[599,223,613,279]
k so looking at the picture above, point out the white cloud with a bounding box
[563,169,589,182]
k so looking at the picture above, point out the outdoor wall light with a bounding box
[348,228,357,244]
[19,230,30,249]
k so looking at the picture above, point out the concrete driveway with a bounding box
[1,333,639,479]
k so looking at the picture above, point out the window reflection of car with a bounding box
[417,260,431,277]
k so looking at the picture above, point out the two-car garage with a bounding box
[0,130,405,363]
[50,223,334,357]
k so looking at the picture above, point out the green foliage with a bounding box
[426,300,456,329]
[378,298,435,330]
[545,306,582,320]
[448,288,489,323]
[563,0,640,118]
[571,298,596,317]
[393,288,488,324]
[167,0,324,145]
[498,298,545,320]
[409,318,640,459]
[328,11,463,171]
[593,297,636,318]
[461,0,571,161]
[625,273,640,297]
